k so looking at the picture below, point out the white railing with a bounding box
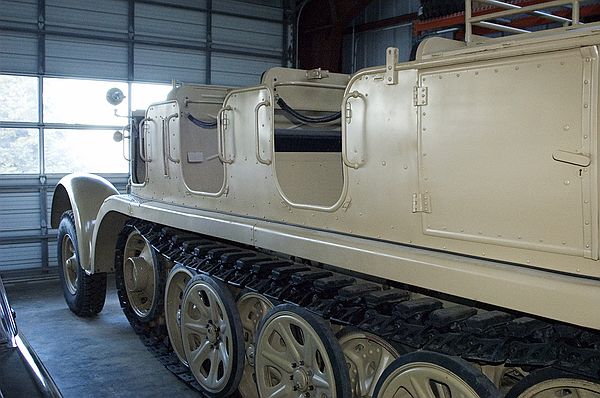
[465,0,582,43]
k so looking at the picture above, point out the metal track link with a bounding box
[119,219,600,396]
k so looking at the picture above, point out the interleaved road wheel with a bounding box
[165,263,196,366]
[115,225,165,325]
[236,291,275,398]
[506,367,600,398]
[181,274,245,397]
[255,304,351,398]
[373,350,500,398]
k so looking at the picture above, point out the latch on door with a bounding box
[552,150,591,167]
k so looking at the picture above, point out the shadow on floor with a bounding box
[5,278,200,398]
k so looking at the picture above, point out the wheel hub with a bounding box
[292,367,311,392]
[207,323,219,344]
[122,231,158,319]
[127,257,149,291]
[61,234,79,295]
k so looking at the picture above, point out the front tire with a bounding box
[57,210,107,317]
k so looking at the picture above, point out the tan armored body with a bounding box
[51,2,600,397]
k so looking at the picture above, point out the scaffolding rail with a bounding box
[465,0,583,43]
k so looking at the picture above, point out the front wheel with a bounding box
[57,210,107,317]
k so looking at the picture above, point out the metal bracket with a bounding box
[345,101,352,122]
[306,68,329,80]
[412,193,431,213]
[221,111,230,129]
[413,86,428,106]
[385,47,399,85]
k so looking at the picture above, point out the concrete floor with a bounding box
[5,278,200,398]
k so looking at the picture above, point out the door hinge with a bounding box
[412,193,431,213]
[306,68,329,80]
[413,86,428,106]
[345,101,352,121]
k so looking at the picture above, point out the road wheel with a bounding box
[338,327,401,398]
[57,210,106,317]
[181,274,245,397]
[236,291,275,398]
[255,303,351,398]
[373,350,500,398]
[506,367,600,398]
[165,264,196,366]
[115,224,165,326]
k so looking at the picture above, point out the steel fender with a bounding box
[51,173,119,273]
[90,198,131,273]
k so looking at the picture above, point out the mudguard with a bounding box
[51,173,119,273]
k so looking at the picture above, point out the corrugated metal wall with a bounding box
[0,0,286,85]
[0,175,129,275]
[342,0,421,73]
[0,0,288,280]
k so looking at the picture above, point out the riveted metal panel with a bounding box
[135,2,207,44]
[419,48,594,258]
[45,0,128,34]
[134,45,206,83]
[46,36,128,80]
[0,33,37,74]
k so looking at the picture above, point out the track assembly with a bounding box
[255,304,351,398]
[112,221,600,398]
[180,274,244,397]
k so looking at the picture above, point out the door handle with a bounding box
[552,150,591,167]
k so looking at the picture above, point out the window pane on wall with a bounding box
[43,78,128,125]
[0,129,39,174]
[131,83,172,111]
[44,129,127,173]
[0,75,38,122]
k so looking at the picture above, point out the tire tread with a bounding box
[57,210,107,317]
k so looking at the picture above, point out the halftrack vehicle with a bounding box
[51,1,600,397]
